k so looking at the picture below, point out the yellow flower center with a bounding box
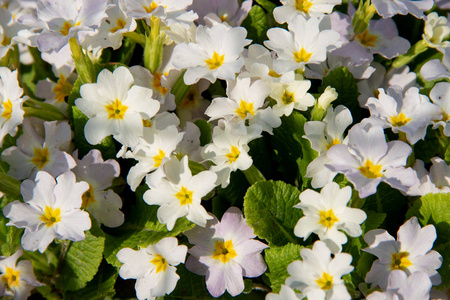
[153,149,165,168]
[319,209,339,228]
[268,70,282,78]
[235,100,255,119]
[225,146,240,163]
[356,29,378,48]
[293,48,312,63]
[175,186,194,205]
[358,159,383,178]
[326,138,340,150]
[212,240,237,263]
[60,21,80,36]
[179,88,198,109]
[1,99,13,120]
[390,112,411,127]
[220,14,228,22]
[81,185,95,208]
[31,147,50,170]
[105,99,128,120]
[153,72,168,95]
[391,252,412,271]
[205,52,225,70]
[52,75,73,103]
[1,35,11,46]
[110,18,127,33]
[40,206,61,227]
[316,272,333,290]
[2,267,20,288]
[144,1,158,13]
[142,119,153,127]
[295,0,313,13]
[150,254,168,273]
[282,90,295,105]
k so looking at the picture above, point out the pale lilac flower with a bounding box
[3,171,91,253]
[0,249,42,300]
[117,237,188,299]
[407,157,450,196]
[185,207,268,298]
[0,8,31,59]
[1,119,76,180]
[420,47,450,81]
[364,217,442,290]
[286,240,353,300]
[294,182,367,253]
[430,82,450,136]
[326,124,417,198]
[372,0,433,19]
[189,0,252,26]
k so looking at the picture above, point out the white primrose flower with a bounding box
[286,240,353,300]
[303,105,352,188]
[172,23,250,85]
[0,67,27,147]
[3,171,91,253]
[117,237,188,299]
[423,12,450,49]
[366,270,432,300]
[0,8,31,59]
[430,82,450,136]
[371,0,433,19]
[35,72,77,115]
[273,0,342,24]
[266,285,303,300]
[265,15,341,74]
[75,66,160,147]
[270,76,315,117]
[143,156,217,231]
[294,182,367,253]
[363,217,442,290]
[326,124,417,198]
[205,77,281,134]
[1,119,76,180]
[364,86,442,145]
[185,207,268,298]
[407,157,450,196]
[420,47,450,81]
[189,0,252,27]
[202,121,262,188]
[0,249,42,300]
[72,149,124,228]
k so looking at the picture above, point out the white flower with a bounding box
[371,0,433,19]
[273,0,342,24]
[407,157,450,196]
[172,23,249,85]
[0,249,42,300]
[3,171,91,253]
[420,47,450,81]
[363,217,442,290]
[143,156,217,230]
[117,237,187,299]
[423,12,450,49]
[286,240,353,300]
[270,77,315,117]
[294,182,367,253]
[266,285,303,300]
[75,66,160,147]
[430,81,450,136]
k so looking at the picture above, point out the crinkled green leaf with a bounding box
[55,223,105,291]
[111,37,137,65]
[265,243,303,293]
[244,180,302,246]
[241,5,269,45]
[255,0,276,12]
[194,119,211,146]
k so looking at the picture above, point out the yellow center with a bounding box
[175,186,194,206]
[295,0,313,13]
[356,30,378,48]
[144,1,158,13]
[281,91,295,105]
[142,119,153,127]
[212,240,237,263]
[179,88,197,109]
[60,21,80,36]
[319,209,339,228]
[153,149,165,168]
[205,52,225,70]
[31,147,50,170]
[2,267,20,288]
[268,70,282,78]
[293,48,312,63]
[40,206,61,227]
[220,14,228,22]
[110,18,127,33]
[105,99,128,120]
[390,112,411,127]
[1,99,13,120]
[326,138,340,150]
[358,159,383,178]
[225,146,240,163]
[316,272,333,290]
[390,252,412,271]
[52,75,73,103]
[81,185,95,208]
[235,100,255,119]
[153,72,168,95]
[1,35,12,46]
[150,254,168,273]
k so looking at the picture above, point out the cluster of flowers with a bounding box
[0,0,448,299]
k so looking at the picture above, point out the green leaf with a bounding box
[212,170,249,218]
[55,224,106,291]
[194,119,212,146]
[355,252,376,280]
[111,37,137,65]
[0,173,21,198]
[361,210,386,235]
[255,0,276,12]
[244,180,302,246]
[319,67,360,123]
[104,186,195,268]
[414,128,442,164]
[241,5,270,45]
[264,243,303,293]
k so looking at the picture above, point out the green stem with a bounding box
[173,71,191,104]
[243,165,266,185]
[391,40,428,68]
[123,32,146,46]
[53,240,71,284]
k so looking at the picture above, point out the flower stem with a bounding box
[243,165,266,185]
